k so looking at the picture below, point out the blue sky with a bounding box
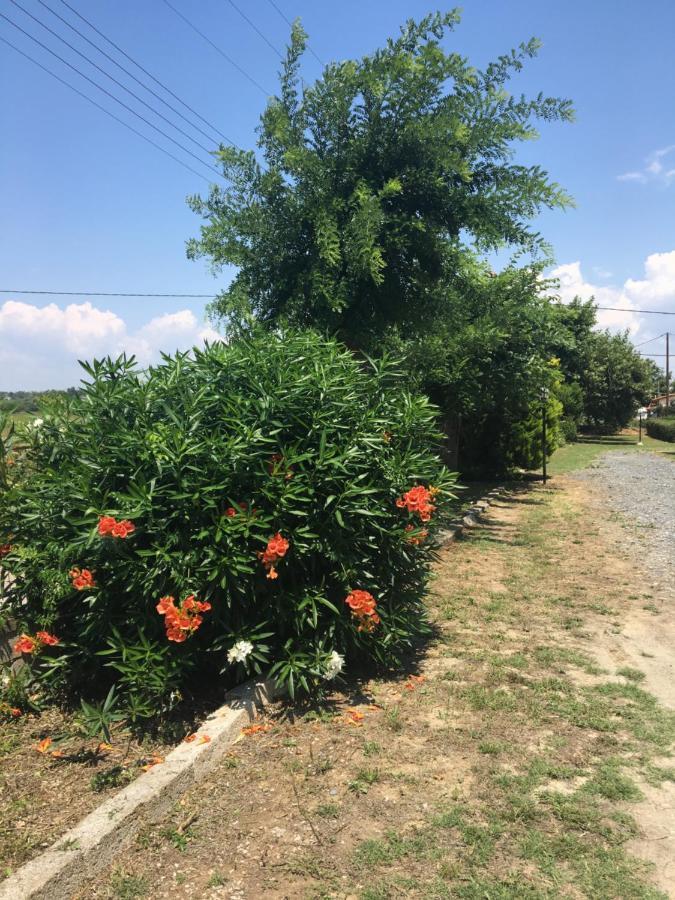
[1,0,674,389]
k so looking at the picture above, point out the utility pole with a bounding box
[667,332,671,412]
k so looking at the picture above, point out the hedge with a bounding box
[646,417,675,443]
[0,332,456,719]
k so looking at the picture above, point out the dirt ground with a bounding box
[67,471,675,900]
[0,704,175,879]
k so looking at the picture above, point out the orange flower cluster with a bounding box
[0,702,21,719]
[242,723,273,736]
[225,502,248,518]
[404,524,429,546]
[345,590,380,632]
[13,631,59,655]
[258,532,289,580]
[69,566,96,590]
[396,485,436,522]
[156,594,211,642]
[98,516,136,538]
[0,543,12,558]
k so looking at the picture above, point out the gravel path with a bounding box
[574,451,675,594]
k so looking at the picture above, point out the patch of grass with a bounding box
[383,706,403,732]
[547,432,674,475]
[90,766,136,793]
[360,885,392,900]
[348,768,381,794]
[159,826,193,852]
[316,802,340,819]
[478,740,504,755]
[618,666,647,682]
[582,761,642,802]
[363,740,381,757]
[109,870,148,899]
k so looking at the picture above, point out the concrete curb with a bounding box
[436,487,507,548]
[0,679,278,900]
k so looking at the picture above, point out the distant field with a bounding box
[549,430,675,475]
[8,411,34,426]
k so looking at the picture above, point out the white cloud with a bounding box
[0,301,223,390]
[618,145,675,185]
[549,249,675,345]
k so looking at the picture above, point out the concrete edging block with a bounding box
[0,679,278,900]
[437,484,507,548]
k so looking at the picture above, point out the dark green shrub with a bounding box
[0,332,456,716]
[458,394,562,476]
[560,417,578,444]
[646,418,675,443]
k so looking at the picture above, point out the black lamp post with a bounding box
[637,407,647,445]
[540,387,550,484]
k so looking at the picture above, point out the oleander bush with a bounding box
[646,417,675,442]
[0,332,456,720]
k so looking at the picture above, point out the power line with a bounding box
[0,290,216,298]
[596,306,675,315]
[56,0,236,148]
[34,0,238,150]
[0,11,222,178]
[1,291,673,311]
[161,0,271,97]
[634,333,667,348]
[265,0,324,66]
[0,35,214,185]
[8,0,219,158]
[225,0,283,60]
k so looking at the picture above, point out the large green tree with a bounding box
[550,298,654,431]
[188,11,573,345]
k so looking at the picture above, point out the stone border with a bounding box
[0,679,279,900]
[436,486,507,547]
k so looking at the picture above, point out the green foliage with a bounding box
[551,299,654,432]
[0,389,79,414]
[189,12,572,344]
[0,333,455,716]
[183,12,574,476]
[645,417,675,442]
[78,686,125,743]
[382,259,564,474]
[559,417,578,444]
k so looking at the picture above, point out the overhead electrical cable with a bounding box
[55,0,236,147]
[2,290,672,312]
[34,0,238,150]
[633,333,667,348]
[160,0,271,97]
[8,0,219,157]
[596,307,675,315]
[0,12,222,178]
[0,35,214,184]
[224,0,283,59]
[0,290,216,298]
[264,0,324,65]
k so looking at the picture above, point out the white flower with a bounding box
[323,650,345,680]
[228,639,254,665]
[29,418,44,429]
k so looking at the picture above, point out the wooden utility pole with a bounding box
[667,332,671,411]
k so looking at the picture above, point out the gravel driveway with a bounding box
[573,451,674,594]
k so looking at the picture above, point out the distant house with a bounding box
[647,394,674,412]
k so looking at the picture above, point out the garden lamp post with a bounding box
[540,387,550,485]
[637,407,647,446]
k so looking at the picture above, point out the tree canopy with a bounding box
[188,11,573,345]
